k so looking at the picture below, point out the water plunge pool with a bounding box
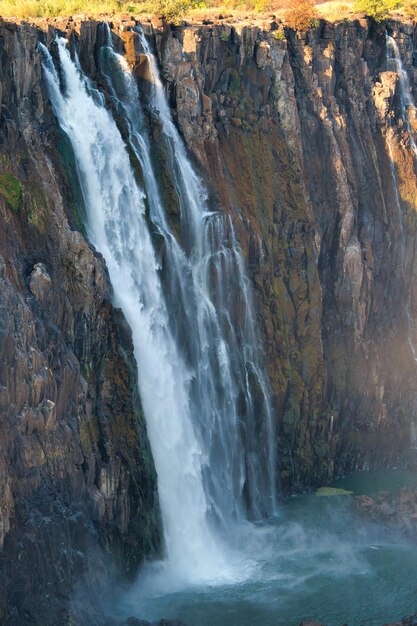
[112,471,417,626]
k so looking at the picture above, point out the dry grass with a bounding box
[0,0,415,23]
[316,0,354,20]
[191,0,412,22]
[0,0,140,17]
[0,0,280,18]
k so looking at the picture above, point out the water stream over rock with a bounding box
[386,32,417,452]
[39,29,276,587]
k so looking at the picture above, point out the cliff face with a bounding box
[2,11,417,624]
[0,19,161,625]
[139,16,417,490]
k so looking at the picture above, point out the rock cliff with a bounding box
[2,11,417,624]
[140,16,417,490]
[0,18,161,625]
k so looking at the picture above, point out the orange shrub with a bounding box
[285,0,319,30]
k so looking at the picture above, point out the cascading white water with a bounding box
[412,420,417,448]
[386,35,417,156]
[39,38,230,584]
[96,25,277,522]
[385,33,417,442]
[39,25,276,585]
[386,34,417,360]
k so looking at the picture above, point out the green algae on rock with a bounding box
[0,172,22,211]
[315,487,354,497]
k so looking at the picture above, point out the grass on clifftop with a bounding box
[0,0,417,24]
[0,0,336,19]
[0,0,137,17]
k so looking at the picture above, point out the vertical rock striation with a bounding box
[138,16,417,490]
[0,18,161,625]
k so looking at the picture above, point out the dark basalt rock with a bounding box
[0,18,161,626]
[355,488,417,539]
[146,17,417,492]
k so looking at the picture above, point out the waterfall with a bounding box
[385,33,417,444]
[386,34,417,156]
[412,420,417,449]
[97,24,277,522]
[39,26,276,585]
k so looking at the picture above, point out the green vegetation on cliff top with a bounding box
[0,0,410,21]
[0,0,202,20]
[353,0,405,20]
[0,0,414,21]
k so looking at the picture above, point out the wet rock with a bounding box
[355,488,417,539]
[384,614,417,626]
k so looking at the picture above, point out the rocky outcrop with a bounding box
[300,616,417,626]
[0,18,161,625]
[355,487,417,538]
[383,615,417,626]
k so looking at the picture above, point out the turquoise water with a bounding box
[333,470,417,497]
[115,471,417,626]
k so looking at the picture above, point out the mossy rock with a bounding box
[316,487,354,497]
[227,69,240,97]
[28,192,47,233]
[80,362,92,382]
[0,172,22,212]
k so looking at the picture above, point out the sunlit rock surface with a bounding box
[145,17,417,489]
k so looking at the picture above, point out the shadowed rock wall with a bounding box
[0,19,161,625]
